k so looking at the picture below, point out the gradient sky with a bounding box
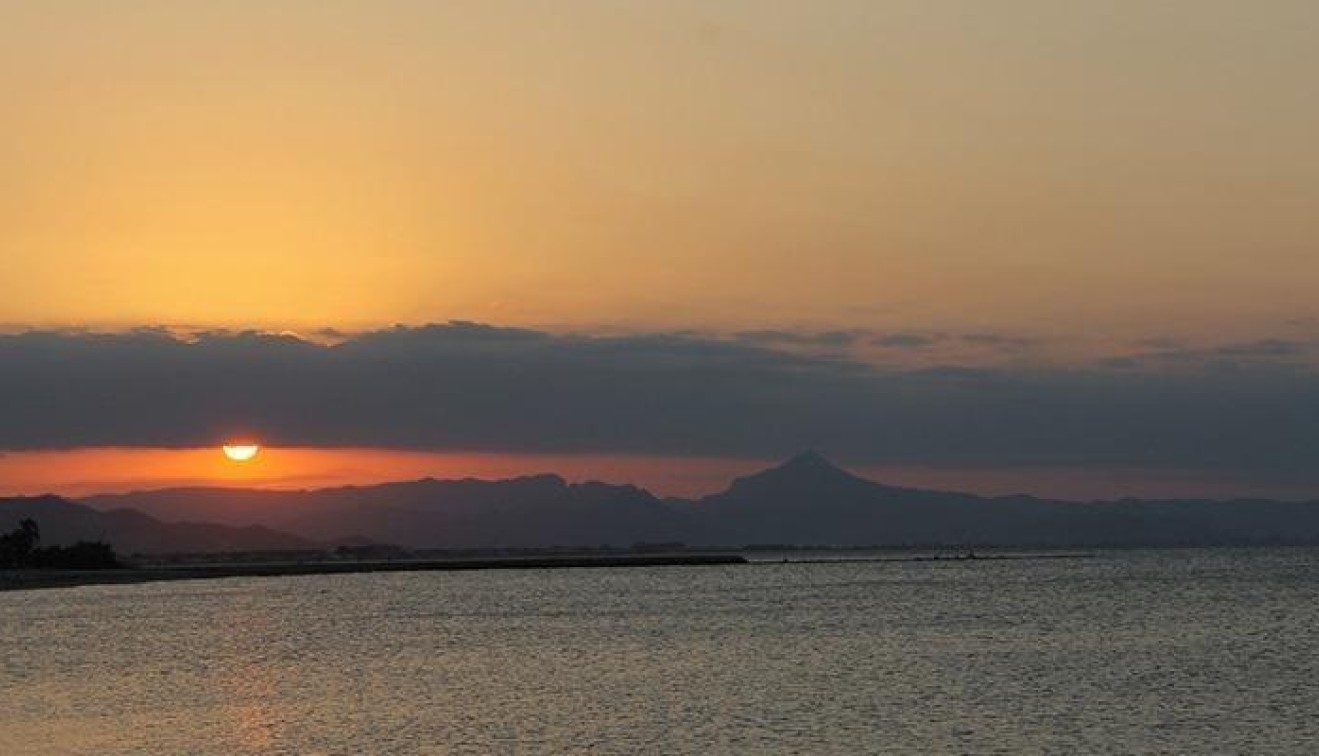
[3,2,1318,498]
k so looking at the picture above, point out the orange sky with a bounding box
[2,1,1317,340]
[3,2,1318,499]
[5,447,1317,503]
[0,448,766,499]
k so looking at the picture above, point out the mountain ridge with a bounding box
[69,453,1319,550]
[0,495,316,555]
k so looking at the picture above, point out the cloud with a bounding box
[732,329,865,348]
[1100,337,1317,370]
[959,332,1038,349]
[1214,339,1308,358]
[732,329,1038,356]
[2,323,1318,482]
[870,332,938,349]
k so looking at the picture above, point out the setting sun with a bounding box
[221,444,260,462]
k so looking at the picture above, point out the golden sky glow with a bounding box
[0,447,770,499]
[2,1,1317,338]
[4,447,1315,503]
[4,2,1319,500]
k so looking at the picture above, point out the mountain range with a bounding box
[0,495,314,555]
[7,452,1319,554]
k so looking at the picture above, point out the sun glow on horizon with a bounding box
[222,444,261,462]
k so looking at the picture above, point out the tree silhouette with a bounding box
[1,519,119,569]
[0,518,40,567]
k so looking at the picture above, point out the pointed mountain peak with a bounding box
[724,451,867,494]
[777,450,838,473]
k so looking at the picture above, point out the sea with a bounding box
[3,548,1318,754]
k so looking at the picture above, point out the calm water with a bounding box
[3,549,1319,754]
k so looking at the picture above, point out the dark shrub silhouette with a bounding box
[29,541,121,569]
[0,518,40,567]
[0,519,121,569]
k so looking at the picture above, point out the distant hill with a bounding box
[0,495,316,555]
[689,452,1319,547]
[84,475,689,549]
[80,453,1319,549]
[684,451,1021,545]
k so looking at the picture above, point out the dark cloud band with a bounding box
[2,323,1317,481]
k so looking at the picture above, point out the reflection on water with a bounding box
[3,549,1319,754]
[227,652,280,752]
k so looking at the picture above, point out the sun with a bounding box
[222,444,260,462]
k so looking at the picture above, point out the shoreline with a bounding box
[760,552,1095,564]
[0,553,747,592]
[0,550,1109,593]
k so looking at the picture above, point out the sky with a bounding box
[2,1,1318,499]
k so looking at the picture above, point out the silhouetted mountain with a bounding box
[80,454,1319,549]
[0,495,316,555]
[687,451,1005,545]
[85,475,689,549]
[689,453,1319,546]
